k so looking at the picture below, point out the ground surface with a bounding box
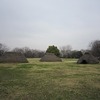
[0,58,100,100]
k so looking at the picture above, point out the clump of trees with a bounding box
[60,45,83,58]
[46,45,60,57]
[70,50,83,58]
[12,47,45,58]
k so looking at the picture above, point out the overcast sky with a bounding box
[0,0,100,50]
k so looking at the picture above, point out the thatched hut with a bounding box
[40,53,62,62]
[0,52,28,63]
[77,52,99,64]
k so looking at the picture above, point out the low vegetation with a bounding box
[0,58,100,100]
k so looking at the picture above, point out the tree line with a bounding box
[0,44,45,58]
[0,40,100,58]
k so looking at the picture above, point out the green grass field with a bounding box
[0,58,100,100]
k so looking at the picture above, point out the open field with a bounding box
[0,58,100,100]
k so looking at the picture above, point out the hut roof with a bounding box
[77,52,99,64]
[0,52,28,63]
[40,53,62,62]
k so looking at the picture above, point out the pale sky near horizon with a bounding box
[0,0,100,50]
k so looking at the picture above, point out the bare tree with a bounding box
[12,47,45,58]
[89,40,100,57]
[60,45,72,58]
[12,47,24,54]
[0,43,9,56]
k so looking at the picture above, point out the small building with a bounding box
[0,52,28,63]
[77,52,99,64]
[40,53,62,62]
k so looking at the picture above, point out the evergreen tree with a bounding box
[46,45,60,57]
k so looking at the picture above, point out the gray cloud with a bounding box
[0,0,100,50]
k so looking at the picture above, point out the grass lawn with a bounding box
[0,58,100,100]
